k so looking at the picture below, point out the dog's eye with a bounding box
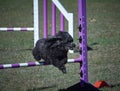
[57,40,60,44]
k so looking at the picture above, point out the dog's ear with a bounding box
[46,36,62,42]
[45,36,63,48]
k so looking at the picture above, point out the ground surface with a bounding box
[0,0,120,91]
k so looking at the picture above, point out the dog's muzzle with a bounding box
[67,42,76,50]
[71,43,76,48]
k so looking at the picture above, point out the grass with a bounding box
[0,0,120,91]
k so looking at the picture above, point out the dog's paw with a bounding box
[59,66,67,74]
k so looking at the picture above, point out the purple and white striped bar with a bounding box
[0,27,34,31]
[0,62,44,69]
[0,58,81,69]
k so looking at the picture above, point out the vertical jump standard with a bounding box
[0,0,88,84]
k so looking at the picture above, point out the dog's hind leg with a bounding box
[32,47,41,61]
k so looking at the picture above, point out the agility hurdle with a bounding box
[0,0,88,85]
[0,0,73,47]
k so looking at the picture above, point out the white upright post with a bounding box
[33,0,39,46]
[68,13,74,53]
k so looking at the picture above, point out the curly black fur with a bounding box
[32,31,76,73]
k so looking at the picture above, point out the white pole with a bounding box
[33,0,39,46]
[68,13,74,53]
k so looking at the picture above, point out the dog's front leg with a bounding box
[52,58,67,74]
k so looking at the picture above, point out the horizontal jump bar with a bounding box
[0,27,34,31]
[0,58,81,69]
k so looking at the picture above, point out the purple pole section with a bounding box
[43,0,48,38]
[21,28,27,31]
[52,2,56,36]
[8,28,14,31]
[60,13,65,31]
[78,0,88,82]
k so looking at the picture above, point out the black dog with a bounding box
[32,31,76,73]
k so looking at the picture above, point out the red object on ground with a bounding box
[94,80,110,88]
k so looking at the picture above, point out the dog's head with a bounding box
[46,31,76,51]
